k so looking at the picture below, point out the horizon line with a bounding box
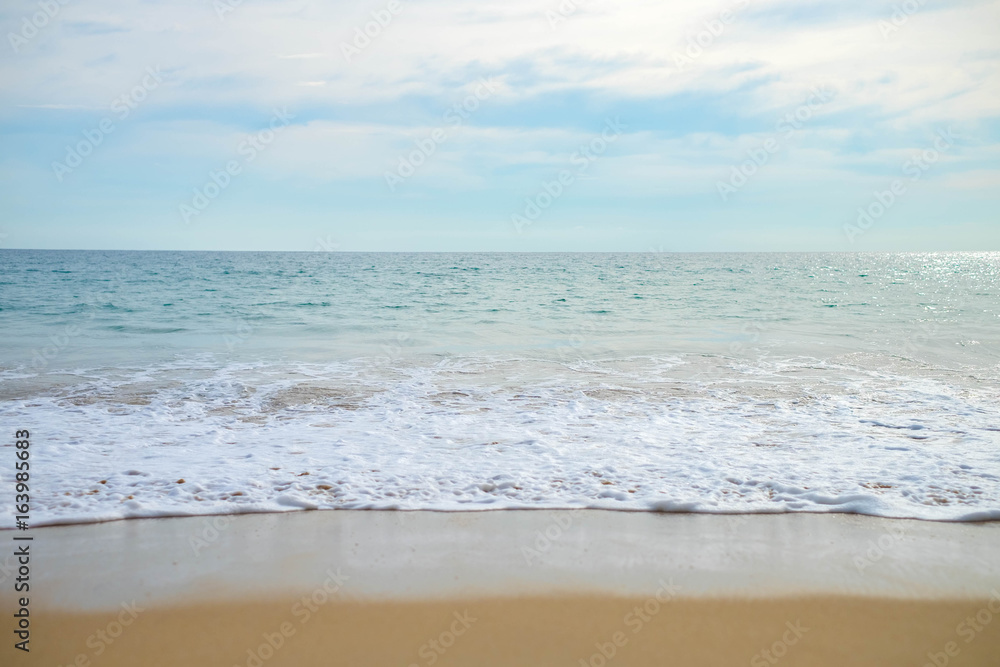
[2,248,999,254]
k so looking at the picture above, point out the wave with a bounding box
[2,353,998,528]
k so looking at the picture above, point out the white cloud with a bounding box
[1,0,997,127]
[275,53,330,59]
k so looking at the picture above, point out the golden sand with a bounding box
[5,511,1000,666]
[22,595,1000,667]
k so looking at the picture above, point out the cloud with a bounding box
[16,104,96,110]
[0,0,997,250]
[276,53,330,59]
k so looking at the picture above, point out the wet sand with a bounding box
[5,511,1000,666]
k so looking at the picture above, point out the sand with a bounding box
[4,510,1000,666]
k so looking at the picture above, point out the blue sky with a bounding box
[1,0,998,251]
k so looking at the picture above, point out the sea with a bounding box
[1,250,998,527]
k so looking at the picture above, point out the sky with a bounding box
[0,0,998,252]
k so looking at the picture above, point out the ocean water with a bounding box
[1,250,998,526]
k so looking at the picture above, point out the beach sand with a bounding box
[5,511,1000,666]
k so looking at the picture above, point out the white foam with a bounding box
[2,354,999,528]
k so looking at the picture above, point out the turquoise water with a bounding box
[1,250,998,525]
[3,250,997,368]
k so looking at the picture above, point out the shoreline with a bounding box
[9,504,1000,533]
[6,511,1000,665]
